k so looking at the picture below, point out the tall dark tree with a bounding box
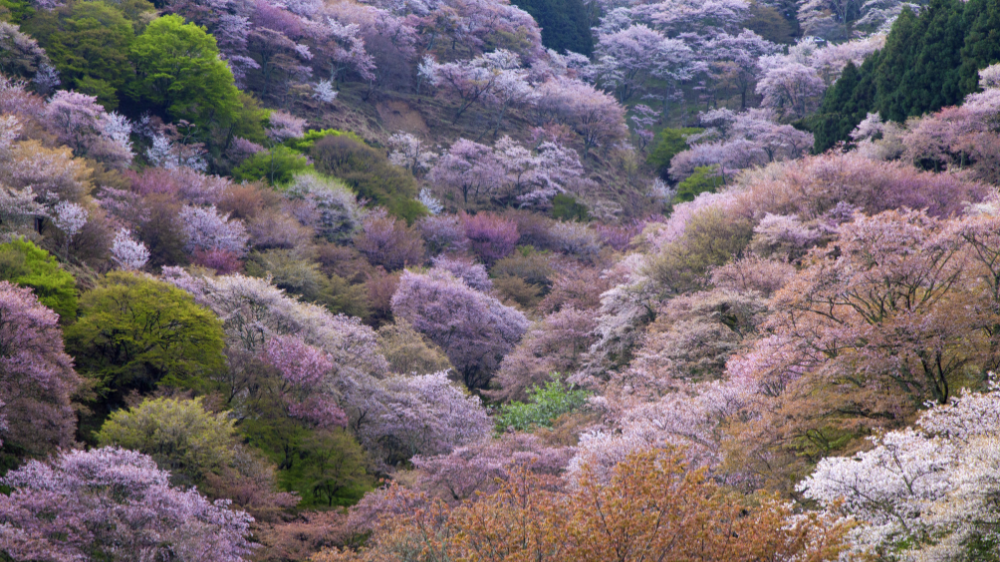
[509,0,592,55]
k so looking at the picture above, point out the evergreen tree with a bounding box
[510,0,593,55]
[809,0,1000,150]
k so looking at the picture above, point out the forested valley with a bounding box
[0,0,999,558]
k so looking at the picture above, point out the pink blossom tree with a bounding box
[391,269,529,389]
[461,211,519,264]
[410,433,574,502]
[352,209,425,270]
[755,59,825,120]
[263,334,348,429]
[0,447,256,562]
[0,281,81,460]
[358,372,492,464]
[589,24,695,104]
[534,77,628,152]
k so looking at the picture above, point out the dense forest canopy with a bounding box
[1,0,1000,557]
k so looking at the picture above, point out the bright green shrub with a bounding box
[232,146,312,186]
[674,165,724,203]
[647,127,702,179]
[0,238,77,322]
[310,135,427,223]
[495,377,590,432]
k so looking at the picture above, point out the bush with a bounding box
[547,222,601,261]
[136,194,189,269]
[500,209,557,250]
[310,135,426,223]
[377,320,453,375]
[462,212,519,266]
[490,251,554,293]
[550,193,589,221]
[674,165,724,203]
[416,214,468,255]
[284,128,364,153]
[494,377,590,432]
[492,275,543,310]
[245,249,369,318]
[353,210,425,271]
[232,146,312,186]
[649,206,754,293]
[284,172,362,243]
[647,127,702,180]
[96,396,238,488]
[0,237,77,321]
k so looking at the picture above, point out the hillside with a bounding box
[1,0,1000,559]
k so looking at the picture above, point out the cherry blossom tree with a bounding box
[534,77,629,152]
[110,229,149,273]
[357,371,492,464]
[589,24,694,104]
[424,49,525,122]
[0,447,256,562]
[709,30,781,109]
[52,200,88,259]
[429,136,583,208]
[410,432,574,502]
[461,211,519,264]
[488,307,597,402]
[391,269,529,389]
[0,22,56,85]
[42,90,133,168]
[799,380,1000,560]
[262,334,348,428]
[428,138,502,207]
[179,205,250,257]
[387,132,438,176]
[352,208,425,270]
[0,281,81,460]
[755,59,826,119]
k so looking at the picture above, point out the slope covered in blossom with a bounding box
[2,0,1000,558]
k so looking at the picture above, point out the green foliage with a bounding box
[745,2,796,44]
[64,272,226,437]
[310,135,427,223]
[242,411,373,508]
[647,128,702,179]
[0,0,34,23]
[232,146,312,186]
[648,206,754,293]
[23,0,136,108]
[96,396,238,487]
[807,60,876,152]
[490,251,554,293]
[284,128,365,153]
[494,376,590,432]
[0,238,77,322]
[550,194,589,221]
[812,0,1000,150]
[128,14,243,134]
[674,165,724,203]
[377,320,453,375]
[244,249,369,318]
[509,0,592,55]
